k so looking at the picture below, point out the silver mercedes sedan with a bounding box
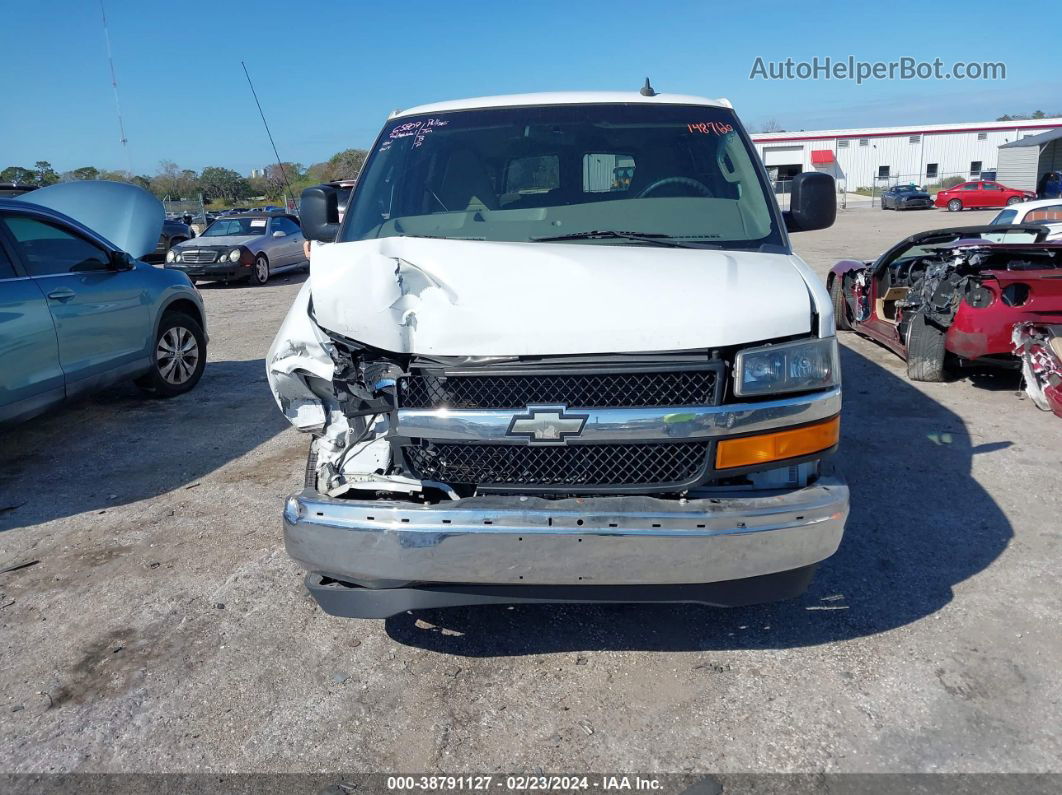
[165,211,307,285]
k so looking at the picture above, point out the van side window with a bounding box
[0,235,17,279]
[1,216,110,276]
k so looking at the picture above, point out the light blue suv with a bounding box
[0,181,207,424]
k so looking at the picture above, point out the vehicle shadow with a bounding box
[194,270,308,290]
[0,358,288,530]
[384,345,1013,655]
[962,368,1022,392]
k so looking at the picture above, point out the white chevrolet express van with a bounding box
[268,90,848,617]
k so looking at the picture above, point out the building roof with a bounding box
[391,91,732,119]
[752,118,1062,144]
[999,128,1062,148]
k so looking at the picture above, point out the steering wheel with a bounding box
[637,177,713,198]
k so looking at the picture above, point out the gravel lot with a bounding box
[1,206,1060,774]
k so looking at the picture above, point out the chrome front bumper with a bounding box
[283,474,849,588]
[395,387,842,443]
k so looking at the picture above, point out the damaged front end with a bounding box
[267,283,450,501]
[267,232,836,503]
[1013,322,1062,418]
[267,275,843,504]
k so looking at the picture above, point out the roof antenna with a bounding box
[640,78,657,97]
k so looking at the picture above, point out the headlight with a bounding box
[165,249,176,263]
[228,249,241,262]
[734,337,840,397]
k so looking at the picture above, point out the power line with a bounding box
[241,60,294,209]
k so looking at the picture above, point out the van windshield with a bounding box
[340,103,784,250]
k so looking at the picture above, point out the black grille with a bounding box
[399,369,720,409]
[404,441,710,490]
[179,250,220,264]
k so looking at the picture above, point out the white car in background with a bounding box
[986,198,1062,242]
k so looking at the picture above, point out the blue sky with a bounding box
[3,0,1058,176]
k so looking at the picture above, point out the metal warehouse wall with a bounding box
[996,147,1041,192]
[752,122,1062,191]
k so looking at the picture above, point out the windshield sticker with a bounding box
[387,117,450,149]
[688,121,735,135]
[413,117,449,148]
[250,218,267,228]
[389,120,423,139]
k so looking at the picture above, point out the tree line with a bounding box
[995,110,1061,121]
[1,149,368,204]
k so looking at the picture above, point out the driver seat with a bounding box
[435,149,498,212]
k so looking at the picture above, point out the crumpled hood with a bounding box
[174,234,261,249]
[15,180,163,258]
[309,237,820,356]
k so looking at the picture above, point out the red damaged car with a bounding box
[934,180,1035,211]
[827,224,1062,381]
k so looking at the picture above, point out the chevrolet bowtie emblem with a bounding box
[507,405,589,445]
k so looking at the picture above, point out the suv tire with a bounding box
[136,311,207,397]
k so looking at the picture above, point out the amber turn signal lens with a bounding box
[715,416,840,470]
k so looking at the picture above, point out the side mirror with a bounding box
[300,185,341,242]
[272,230,286,238]
[109,251,134,271]
[784,172,836,233]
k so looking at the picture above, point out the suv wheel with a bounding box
[947,199,963,212]
[252,254,270,285]
[136,311,206,397]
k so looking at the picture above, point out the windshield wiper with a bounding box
[530,230,703,248]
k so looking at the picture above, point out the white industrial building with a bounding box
[750,118,1062,192]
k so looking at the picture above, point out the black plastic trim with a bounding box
[398,360,725,410]
[305,565,819,618]
[407,439,714,496]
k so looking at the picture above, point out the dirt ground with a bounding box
[1,205,1060,774]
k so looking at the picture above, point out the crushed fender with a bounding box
[266,282,454,500]
[1013,323,1062,418]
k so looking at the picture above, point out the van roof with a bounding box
[390,91,733,119]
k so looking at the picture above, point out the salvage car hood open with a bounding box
[15,180,164,259]
[309,237,818,356]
